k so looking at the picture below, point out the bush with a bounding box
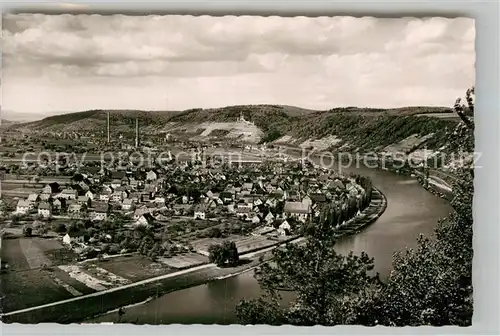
[22,225,33,237]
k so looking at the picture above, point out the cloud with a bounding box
[1,14,475,112]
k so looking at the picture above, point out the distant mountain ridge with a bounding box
[7,104,459,152]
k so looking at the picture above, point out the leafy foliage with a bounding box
[208,241,239,267]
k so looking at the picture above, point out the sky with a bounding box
[2,14,475,114]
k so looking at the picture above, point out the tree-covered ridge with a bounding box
[10,104,457,153]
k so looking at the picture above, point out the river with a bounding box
[90,158,452,325]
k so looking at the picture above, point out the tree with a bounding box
[208,241,239,267]
[22,225,33,237]
[208,226,223,238]
[55,223,67,234]
[346,88,475,327]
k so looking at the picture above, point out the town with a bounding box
[0,130,376,317]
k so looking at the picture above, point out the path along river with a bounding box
[90,155,452,324]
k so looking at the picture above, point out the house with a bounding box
[91,202,109,221]
[38,202,52,218]
[77,196,91,207]
[146,170,158,181]
[236,207,253,220]
[251,215,261,224]
[60,188,78,200]
[111,191,123,203]
[62,233,72,245]
[121,176,130,185]
[135,213,155,227]
[68,203,82,214]
[99,190,112,202]
[85,190,95,200]
[264,211,275,224]
[53,199,62,209]
[122,199,135,211]
[283,201,311,223]
[111,171,127,180]
[42,185,52,194]
[309,193,327,204]
[27,193,39,203]
[301,195,313,207]
[278,220,291,236]
[220,191,233,203]
[242,182,253,191]
[193,204,207,220]
[154,196,166,205]
[111,179,122,189]
[40,193,51,201]
[78,181,90,192]
[134,207,152,221]
[16,200,32,214]
[101,185,113,194]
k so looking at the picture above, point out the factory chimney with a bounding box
[107,111,110,143]
[135,117,139,148]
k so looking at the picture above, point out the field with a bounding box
[0,237,76,312]
[158,252,208,269]
[191,234,285,255]
[90,255,176,282]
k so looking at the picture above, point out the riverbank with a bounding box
[1,184,387,324]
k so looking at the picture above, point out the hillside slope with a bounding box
[7,104,462,152]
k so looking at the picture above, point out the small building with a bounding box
[264,211,275,224]
[135,213,155,227]
[251,215,261,224]
[283,201,311,223]
[27,193,39,203]
[85,190,95,200]
[91,203,109,221]
[60,188,78,200]
[53,199,62,209]
[40,193,51,201]
[146,170,158,182]
[111,179,122,189]
[236,207,253,220]
[16,199,32,214]
[122,199,135,211]
[68,203,82,214]
[99,190,112,202]
[134,207,152,221]
[278,220,291,236]
[193,204,207,220]
[111,191,123,203]
[62,233,72,245]
[38,202,52,218]
[77,196,91,207]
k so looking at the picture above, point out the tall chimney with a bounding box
[107,111,110,143]
[135,117,139,148]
